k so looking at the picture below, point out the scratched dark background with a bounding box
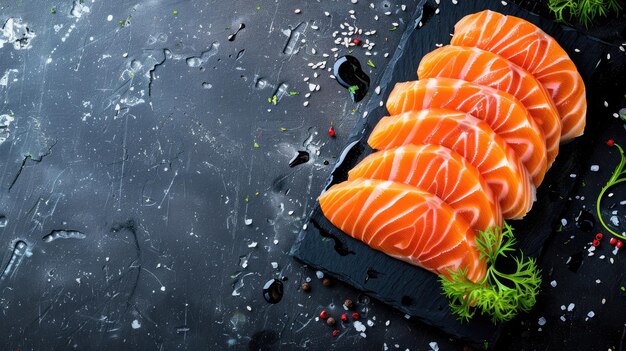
[0,0,625,350]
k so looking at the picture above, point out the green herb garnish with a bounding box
[50,7,56,14]
[253,142,260,148]
[119,15,132,28]
[267,95,277,105]
[172,10,178,15]
[280,127,287,131]
[549,0,622,27]
[256,5,261,10]
[288,91,299,95]
[389,27,397,31]
[348,85,359,94]
[439,223,541,323]
[367,59,376,68]
[596,141,626,240]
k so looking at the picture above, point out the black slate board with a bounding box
[292,0,626,347]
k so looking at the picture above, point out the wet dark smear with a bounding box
[567,251,584,272]
[401,296,413,306]
[228,23,245,41]
[365,267,383,283]
[333,55,370,102]
[262,278,284,304]
[248,330,279,351]
[313,218,355,256]
[575,209,595,232]
[288,150,310,168]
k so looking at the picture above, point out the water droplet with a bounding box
[289,151,310,167]
[262,278,284,304]
[176,326,191,333]
[254,76,269,90]
[202,82,213,89]
[228,23,245,41]
[0,216,7,227]
[0,240,29,281]
[236,49,245,60]
[42,230,86,243]
[186,57,201,67]
[282,22,305,55]
[333,55,370,102]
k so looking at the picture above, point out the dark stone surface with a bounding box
[0,1,624,351]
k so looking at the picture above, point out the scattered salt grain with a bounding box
[538,317,546,326]
[303,101,309,107]
[324,11,330,17]
[587,311,595,318]
[560,315,566,322]
[607,53,611,60]
[367,319,374,327]
[550,280,557,287]
[429,342,439,351]
[610,216,619,226]
[401,4,407,11]
[271,262,278,269]
[602,298,606,304]
[244,218,253,226]
[567,303,575,311]
[316,271,324,279]
[596,279,601,284]
[375,86,381,95]
[248,242,258,248]
[352,0,358,3]
[561,305,566,310]
[574,48,580,52]
[385,320,390,326]
[501,0,508,5]
[434,8,440,15]
[354,320,367,332]
[604,101,609,107]
[590,165,599,171]
[569,173,577,178]
[273,239,279,245]
[246,305,252,311]
[294,9,301,14]
[561,218,568,226]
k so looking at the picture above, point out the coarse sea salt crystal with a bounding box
[567,303,575,311]
[538,317,546,326]
[550,280,557,287]
[561,218,568,226]
[590,165,599,171]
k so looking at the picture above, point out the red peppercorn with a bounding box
[592,239,600,247]
[610,237,618,246]
[320,310,329,319]
[332,329,340,337]
[352,38,361,45]
[352,312,360,320]
[341,313,349,322]
[595,233,603,240]
[617,240,623,249]
[328,126,336,137]
[607,139,615,147]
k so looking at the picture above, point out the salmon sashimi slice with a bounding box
[418,46,561,168]
[368,109,536,219]
[451,10,586,141]
[319,178,487,282]
[386,78,547,187]
[348,144,502,234]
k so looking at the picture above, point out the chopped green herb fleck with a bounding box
[389,27,397,31]
[255,191,260,196]
[348,49,353,54]
[280,127,287,131]
[50,7,56,14]
[129,72,135,77]
[253,142,260,148]
[245,197,249,203]
[348,85,359,94]
[268,95,277,105]
[172,10,178,15]
[351,108,357,113]
[256,5,261,10]
[367,59,376,68]
[621,286,626,292]
[288,91,299,95]
[25,152,32,158]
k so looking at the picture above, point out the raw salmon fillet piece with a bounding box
[451,10,586,141]
[348,144,502,234]
[368,109,536,219]
[418,46,561,167]
[319,178,487,282]
[386,78,547,187]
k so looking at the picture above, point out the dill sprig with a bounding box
[548,0,623,27]
[596,142,626,240]
[439,223,541,323]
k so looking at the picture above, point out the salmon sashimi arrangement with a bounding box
[418,46,561,167]
[348,144,502,234]
[318,9,585,322]
[451,10,586,141]
[386,78,548,187]
[368,110,535,219]
[318,179,487,282]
